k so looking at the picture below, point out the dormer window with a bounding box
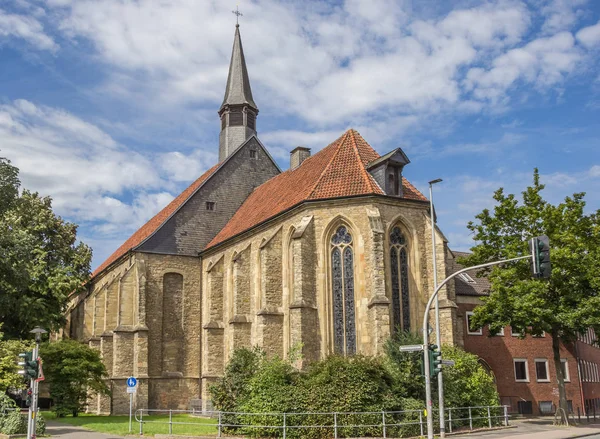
[366,147,410,197]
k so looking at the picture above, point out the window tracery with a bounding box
[390,226,410,332]
[331,225,356,355]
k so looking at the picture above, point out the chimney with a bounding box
[290,146,311,170]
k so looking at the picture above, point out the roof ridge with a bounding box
[306,130,350,200]
[348,129,380,193]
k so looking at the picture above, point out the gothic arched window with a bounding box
[331,225,356,355]
[390,226,410,332]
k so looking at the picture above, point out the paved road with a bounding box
[46,421,126,438]
[452,419,600,438]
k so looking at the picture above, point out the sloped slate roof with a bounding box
[451,251,491,296]
[206,129,427,249]
[91,163,220,278]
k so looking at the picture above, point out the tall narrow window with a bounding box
[331,225,356,355]
[390,226,410,332]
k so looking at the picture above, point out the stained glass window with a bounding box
[330,225,356,355]
[390,226,410,332]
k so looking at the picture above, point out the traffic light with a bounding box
[428,344,443,377]
[529,235,551,279]
[25,388,32,407]
[17,351,39,380]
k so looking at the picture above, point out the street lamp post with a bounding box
[28,327,47,439]
[428,178,445,438]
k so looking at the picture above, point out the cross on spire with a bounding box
[232,5,243,26]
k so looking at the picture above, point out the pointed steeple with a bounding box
[218,25,259,161]
[220,24,257,111]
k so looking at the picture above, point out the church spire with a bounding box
[218,23,258,161]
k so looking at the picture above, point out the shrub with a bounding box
[209,347,264,431]
[35,412,46,436]
[1,410,27,435]
[441,345,500,427]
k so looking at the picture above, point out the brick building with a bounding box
[453,250,600,416]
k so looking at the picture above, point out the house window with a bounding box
[561,359,570,382]
[249,149,257,159]
[458,272,476,283]
[539,401,554,415]
[206,201,215,211]
[331,225,356,355]
[494,327,505,336]
[390,226,410,332]
[511,327,522,337]
[514,359,529,382]
[466,312,482,335]
[535,359,550,382]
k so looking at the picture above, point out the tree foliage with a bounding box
[0,327,33,393]
[40,339,109,417]
[460,169,600,422]
[0,158,92,339]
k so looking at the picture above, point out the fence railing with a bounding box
[134,405,509,437]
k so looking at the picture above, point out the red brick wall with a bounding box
[575,334,600,414]
[458,302,583,416]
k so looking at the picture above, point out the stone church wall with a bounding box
[65,251,202,414]
[137,137,280,256]
[200,195,457,409]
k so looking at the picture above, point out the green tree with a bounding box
[0,158,92,339]
[461,169,600,423]
[40,339,109,417]
[0,327,32,392]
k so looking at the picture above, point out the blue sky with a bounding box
[1,0,599,270]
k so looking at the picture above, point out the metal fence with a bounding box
[134,405,509,437]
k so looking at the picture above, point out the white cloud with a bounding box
[0,8,57,51]
[464,32,581,103]
[537,0,588,35]
[43,0,587,125]
[0,99,174,232]
[576,20,600,48]
[589,165,600,178]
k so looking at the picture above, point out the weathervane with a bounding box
[232,5,243,26]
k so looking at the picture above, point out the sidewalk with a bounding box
[451,419,600,438]
[46,421,126,438]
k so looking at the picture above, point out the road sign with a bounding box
[127,386,136,394]
[127,377,137,387]
[399,344,424,352]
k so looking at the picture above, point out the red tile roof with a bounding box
[91,163,220,279]
[206,129,427,249]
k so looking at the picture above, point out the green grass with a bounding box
[46,411,219,437]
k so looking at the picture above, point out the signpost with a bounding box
[127,377,137,433]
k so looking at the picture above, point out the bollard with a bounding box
[487,406,492,428]
[504,405,509,426]
[139,409,144,435]
[448,408,452,433]
[169,409,173,434]
[334,412,338,439]
[382,410,386,439]
[419,410,424,437]
[468,407,473,430]
[218,412,222,437]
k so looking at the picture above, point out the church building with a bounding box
[63,24,459,414]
